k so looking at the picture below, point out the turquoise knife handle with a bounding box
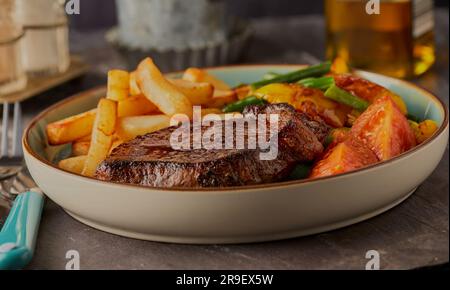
[0,189,44,270]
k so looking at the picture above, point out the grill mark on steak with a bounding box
[95,103,330,188]
[243,103,330,144]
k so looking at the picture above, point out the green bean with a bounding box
[251,61,332,89]
[407,113,422,123]
[298,76,335,90]
[288,164,312,180]
[324,84,370,111]
[222,96,266,113]
[323,133,335,148]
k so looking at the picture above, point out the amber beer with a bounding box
[325,0,435,78]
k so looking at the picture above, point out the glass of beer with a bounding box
[325,0,435,78]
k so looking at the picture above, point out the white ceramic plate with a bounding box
[23,65,449,244]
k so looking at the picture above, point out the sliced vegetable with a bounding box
[298,76,334,91]
[351,95,416,161]
[222,96,267,113]
[324,84,369,111]
[391,94,408,115]
[320,106,350,128]
[234,84,252,100]
[288,164,312,180]
[310,137,378,178]
[208,89,238,108]
[255,83,337,110]
[251,62,332,89]
[330,57,350,74]
[346,109,361,127]
[323,127,350,148]
[409,119,438,144]
[255,83,349,128]
[407,113,422,123]
[254,83,297,104]
[333,74,408,115]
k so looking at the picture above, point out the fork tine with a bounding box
[11,177,26,194]
[12,102,22,156]
[0,179,13,198]
[17,171,36,188]
[0,185,13,202]
[1,102,10,158]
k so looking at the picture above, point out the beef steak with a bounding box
[95,103,330,187]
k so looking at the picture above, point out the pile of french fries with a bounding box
[49,57,237,177]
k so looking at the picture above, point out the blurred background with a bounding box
[1,0,448,113]
[66,0,449,77]
[69,0,449,30]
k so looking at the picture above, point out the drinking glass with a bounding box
[325,0,435,78]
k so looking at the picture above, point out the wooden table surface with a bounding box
[22,10,448,270]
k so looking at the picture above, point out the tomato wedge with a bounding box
[324,127,351,149]
[350,95,416,161]
[334,74,408,115]
[310,95,416,178]
[310,137,378,178]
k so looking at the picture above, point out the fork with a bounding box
[0,101,45,270]
[0,102,23,180]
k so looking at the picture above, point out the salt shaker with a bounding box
[15,0,70,76]
[0,0,27,95]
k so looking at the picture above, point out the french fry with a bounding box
[58,155,87,174]
[115,114,171,141]
[117,94,159,117]
[82,98,117,177]
[182,68,231,90]
[72,141,90,156]
[169,79,214,105]
[234,85,252,100]
[109,139,124,154]
[46,109,97,145]
[76,134,91,142]
[136,58,193,117]
[215,112,243,120]
[200,108,222,116]
[207,90,238,108]
[129,71,141,95]
[200,111,243,120]
[135,71,214,105]
[107,69,129,101]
